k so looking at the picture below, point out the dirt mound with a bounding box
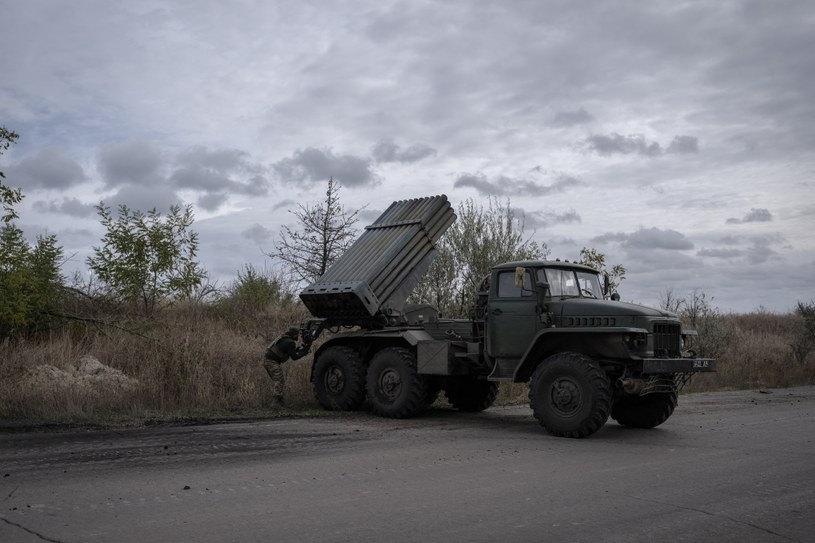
[21,355,138,396]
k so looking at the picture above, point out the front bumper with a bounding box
[641,357,716,374]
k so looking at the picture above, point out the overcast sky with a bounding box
[2,0,813,313]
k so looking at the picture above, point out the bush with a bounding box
[0,225,64,338]
[790,300,815,364]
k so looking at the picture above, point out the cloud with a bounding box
[273,147,378,187]
[98,140,163,187]
[593,227,694,250]
[102,185,182,214]
[272,199,296,211]
[197,192,228,211]
[550,107,594,127]
[698,233,785,264]
[241,223,273,245]
[171,167,268,196]
[585,133,699,157]
[523,209,582,229]
[33,197,97,218]
[453,173,580,197]
[666,135,699,154]
[7,148,87,190]
[697,248,744,259]
[726,208,773,224]
[371,140,436,163]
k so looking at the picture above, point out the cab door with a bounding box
[486,269,540,359]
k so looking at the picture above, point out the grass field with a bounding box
[1,302,812,425]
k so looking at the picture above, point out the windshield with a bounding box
[576,271,602,299]
[539,268,603,299]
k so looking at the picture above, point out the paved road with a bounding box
[1,387,814,543]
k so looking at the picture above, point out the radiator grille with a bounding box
[653,323,681,357]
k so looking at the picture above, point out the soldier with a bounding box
[263,327,310,407]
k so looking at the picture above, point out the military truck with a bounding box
[295,195,714,438]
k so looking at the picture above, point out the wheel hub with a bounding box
[550,377,581,414]
[325,366,345,394]
[378,368,402,401]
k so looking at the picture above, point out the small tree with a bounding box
[87,203,206,317]
[271,178,361,286]
[679,289,729,359]
[790,300,815,364]
[578,247,626,294]
[659,287,686,314]
[411,198,546,317]
[1,126,22,223]
[0,224,64,337]
[224,264,291,311]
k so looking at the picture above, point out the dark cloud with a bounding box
[666,135,699,154]
[176,147,250,171]
[697,248,743,259]
[726,208,773,224]
[171,147,270,197]
[273,147,378,187]
[272,199,296,211]
[98,141,163,187]
[699,233,785,264]
[7,148,87,190]
[197,192,228,212]
[593,227,694,250]
[371,140,436,163]
[454,173,580,197]
[550,107,594,127]
[33,197,97,218]
[523,209,581,229]
[745,243,777,264]
[585,133,699,157]
[103,185,182,214]
[241,223,273,245]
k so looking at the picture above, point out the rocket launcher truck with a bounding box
[294,195,714,438]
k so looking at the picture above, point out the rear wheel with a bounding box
[612,389,678,428]
[366,347,425,419]
[528,352,611,438]
[444,379,499,412]
[313,346,366,411]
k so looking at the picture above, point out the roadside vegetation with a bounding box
[1,127,813,425]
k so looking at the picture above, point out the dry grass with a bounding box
[0,301,313,424]
[1,305,812,424]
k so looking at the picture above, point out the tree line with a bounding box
[3,126,813,363]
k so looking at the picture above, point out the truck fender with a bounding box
[512,327,648,382]
[313,329,435,364]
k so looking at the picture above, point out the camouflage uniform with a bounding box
[264,327,309,406]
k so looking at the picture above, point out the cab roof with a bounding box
[492,260,601,274]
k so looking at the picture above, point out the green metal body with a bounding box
[314,260,715,384]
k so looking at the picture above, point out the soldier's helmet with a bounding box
[287,327,300,338]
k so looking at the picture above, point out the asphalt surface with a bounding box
[1,387,814,543]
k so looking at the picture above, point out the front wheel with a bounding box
[312,346,366,411]
[528,352,611,438]
[366,347,425,419]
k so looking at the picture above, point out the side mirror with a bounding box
[603,273,610,296]
[514,267,526,288]
[611,292,621,301]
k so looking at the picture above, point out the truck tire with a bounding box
[611,389,678,429]
[313,346,366,411]
[366,347,425,419]
[528,352,611,438]
[444,379,499,412]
